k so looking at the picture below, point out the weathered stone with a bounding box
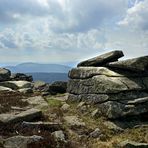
[108,56,148,73]
[52,130,66,142]
[0,68,11,82]
[97,100,148,119]
[119,140,148,148]
[2,135,43,148]
[68,76,148,94]
[33,81,47,91]
[26,96,48,108]
[77,50,124,67]
[49,81,67,94]
[0,108,42,124]
[68,52,148,119]
[18,88,33,94]
[128,97,148,105]
[89,128,102,138]
[103,121,124,132]
[64,116,85,128]
[77,102,86,108]
[68,94,108,104]
[61,103,70,112]
[0,81,32,90]
[10,73,33,82]
[22,121,62,131]
[69,67,124,79]
[0,86,13,91]
[68,91,148,104]
[69,67,148,79]
[91,109,100,118]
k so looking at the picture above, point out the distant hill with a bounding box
[5,62,71,83]
[6,63,71,73]
[26,72,68,83]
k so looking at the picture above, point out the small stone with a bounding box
[22,121,62,131]
[64,116,85,128]
[77,102,86,108]
[52,130,66,142]
[89,128,102,138]
[104,121,124,133]
[26,96,48,108]
[41,92,50,96]
[78,105,87,113]
[144,133,148,142]
[91,109,100,118]
[18,88,33,94]
[119,140,148,148]
[61,103,70,112]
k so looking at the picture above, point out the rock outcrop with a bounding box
[77,50,124,67]
[0,81,32,90]
[10,73,33,82]
[108,56,148,73]
[49,81,67,95]
[68,50,148,119]
[0,68,11,82]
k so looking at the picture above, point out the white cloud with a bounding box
[0,0,148,64]
[118,0,148,31]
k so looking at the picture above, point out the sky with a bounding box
[0,0,148,66]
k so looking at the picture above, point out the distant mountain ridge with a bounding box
[26,72,68,83]
[6,62,71,73]
[5,63,71,83]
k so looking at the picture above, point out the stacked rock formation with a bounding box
[0,69,33,93]
[67,50,148,119]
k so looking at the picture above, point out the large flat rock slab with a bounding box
[0,108,42,124]
[68,91,148,104]
[108,56,148,72]
[69,67,123,79]
[69,67,148,79]
[77,50,124,67]
[97,99,148,119]
[1,135,43,148]
[26,96,48,108]
[0,81,32,90]
[68,75,148,94]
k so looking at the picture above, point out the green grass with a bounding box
[47,98,62,107]
[43,95,148,148]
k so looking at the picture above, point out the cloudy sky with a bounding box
[0,0,148,66]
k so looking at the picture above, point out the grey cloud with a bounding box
[0,0,127,32]
[48,0,127,32]
[0,0,49,23]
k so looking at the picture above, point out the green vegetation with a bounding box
[47,98,62,107]
[43,94,148,148]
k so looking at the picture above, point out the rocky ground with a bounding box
[0,50,148,147]
[0,92,148,148]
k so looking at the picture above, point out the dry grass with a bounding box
[0,92,148,148]
[0,91,30,113]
